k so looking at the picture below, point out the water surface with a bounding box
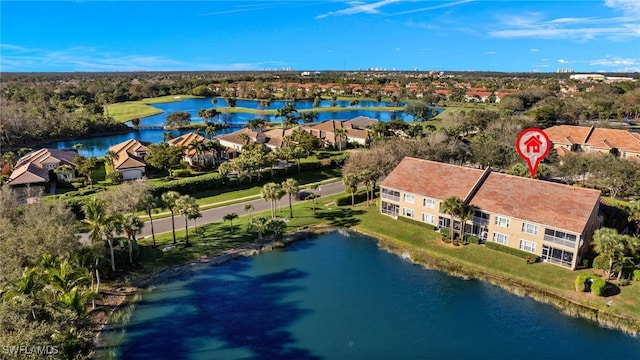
[103,231,640,359]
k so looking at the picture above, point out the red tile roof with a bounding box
[380,158,485,200]
[469,172,600,234]
[381,157,601,234]
[545,125,640,153]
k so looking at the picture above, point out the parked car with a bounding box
[296,190,313,200]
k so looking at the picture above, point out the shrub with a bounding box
[172,169,192,177]
[335,189,370,206]
[592,255,609,272]
[152,172,223,196]
[633,269,640,281]
[485,242,540,262]
[575,274,592,292]
[591,277,606,296]
[582,258,590,268]
[397,216,436,231]
[466,235,480,245]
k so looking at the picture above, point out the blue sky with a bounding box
[1,0,639,73]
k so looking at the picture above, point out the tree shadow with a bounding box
[110,257,321,359]
[314,207,363,228]
[603,282,621,297]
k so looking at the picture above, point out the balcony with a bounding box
[472,216,489,226]
[543,235,576,248]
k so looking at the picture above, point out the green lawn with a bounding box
[105,95,200,122]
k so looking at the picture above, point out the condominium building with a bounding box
[379,157,602,269]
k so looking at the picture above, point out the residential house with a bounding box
[167,132,226,167]
[380,157,601,269]
[305,120,370,148]
[109,139,149,180]
[8,148,77,187]
[544,125,640,161]
[218,127,283,151]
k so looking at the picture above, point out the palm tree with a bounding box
[440,196,464,243]
[122,214,143,264]
[175,195,198,246]
[261,182,283,219]
[189,138,206,171]
[628,201,640,235]
[161,191,181,244]
[244,203,254,219]
[359,169,378,206]
[138,192,160,247]
[333,128,348,151]
[197,108,208,124]
[205,125,217,140]
[82,198,119,272]
[593,228,627,280]
[267,218,287,240]
[281,178,299,218]
[188,207,202,234]
[223,213,239,234]
[248,216,269,245]
[238,133,250,146]
[103,150,119,170]
[300,111,318,123]
[307,193,318,215]
[343,173,359,207]
[457,203,475,244]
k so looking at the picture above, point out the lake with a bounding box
[44,98,431,157]
[100,231,640,359]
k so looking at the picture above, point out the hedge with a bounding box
[466,235,480,245]
[152,172,224,196]
[633,269,640,281]
[485,241,540,262]
[335,189,373,206]
[575,274,592,292]
[591,277,606,296]
[397,216,436,231]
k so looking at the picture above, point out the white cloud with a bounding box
[485,51,496,55]
[589,57,638,66]
[489,4,640,41]
[316,0,400,19]
[557,59,571,64]
[530,48,540,52]
[0,44,275,72]
[391,0,474,16]
[605,0,640,16]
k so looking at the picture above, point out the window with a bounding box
[495,216,510,228]
[404,193,415,204]
[543,228,577,248]
[422,213,435,224]
[381,201,399,217]
[492,232,508,245]
[423,198,436,209]
[382,188,400,202]
[519,239,536,253]
[521,222,539,235]
[403,208,414,218]
[542,245,574,268]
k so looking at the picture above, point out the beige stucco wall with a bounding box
[380,186,598,269]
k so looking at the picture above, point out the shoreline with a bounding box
[93,225,639,356]
[365,230,640,337]
[92,225,336,355]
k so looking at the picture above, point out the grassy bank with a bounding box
[350,206,640,334]
[105,95,200,122]
[102,197,640,338]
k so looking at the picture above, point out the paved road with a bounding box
[81,180,346,243]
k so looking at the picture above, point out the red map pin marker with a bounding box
[516,128,550,178]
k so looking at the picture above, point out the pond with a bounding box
[43,98,438,157]
[100,231,640,359]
